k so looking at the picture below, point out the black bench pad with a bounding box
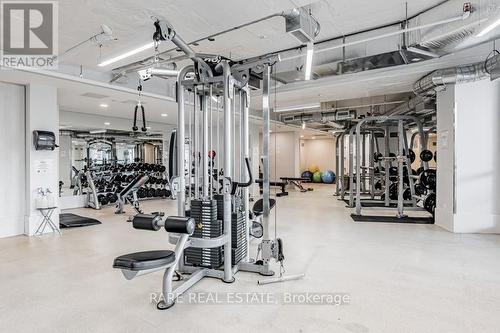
[113,250,175,271]
[252,198,276,215]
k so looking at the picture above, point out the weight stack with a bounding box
[184,199,223,268]
[214,194,224,221]
[215,194,248,265]
[231,211,247,265]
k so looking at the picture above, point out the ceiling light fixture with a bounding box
[98,42,155,67]
[476,16,500,37]
[100,103,109,108]
[161,113,167,117]
[90,129,107,134]
[304,42,314,80]
[104,122,110,126]
[275,103,320,113]
[302,121,306,130]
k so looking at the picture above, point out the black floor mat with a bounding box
[343,199,413,208]
[60,213,102,228]
[351,214,434,224]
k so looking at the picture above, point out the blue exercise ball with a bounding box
[321,170,336,184]
[301,171,313,181]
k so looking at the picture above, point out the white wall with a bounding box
[437,79,500,233]
[0,82,26,238]
[25,84,59,236]
[300,138,336,173]
[436,88,455,232]
[260,132,300,181]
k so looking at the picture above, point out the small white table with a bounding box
[35,207,61,236]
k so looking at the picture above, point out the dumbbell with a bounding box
[99,194,109,205]
[147,188,155,197]
[137,187,146,198]
[106,192,116,204]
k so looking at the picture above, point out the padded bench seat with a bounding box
[252,198,276,216]
[113,250,175,271]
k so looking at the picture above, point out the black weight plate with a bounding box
[420,150,433,162]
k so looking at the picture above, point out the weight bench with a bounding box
[280,177,313,193]
[115,174,149,215]
[255,179,288,197]
[113,214,195,310]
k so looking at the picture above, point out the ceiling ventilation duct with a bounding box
[285,7,320,43]
[413,52,500,95]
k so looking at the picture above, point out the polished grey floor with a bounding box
[1,185,499,333]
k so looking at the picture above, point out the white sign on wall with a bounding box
[35,159,52,174]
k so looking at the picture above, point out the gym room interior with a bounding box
[1,1,500,332]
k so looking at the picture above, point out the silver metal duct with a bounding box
[384,96,435,116]
[413,53,500,95]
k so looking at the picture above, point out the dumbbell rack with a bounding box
[87,163,172,208]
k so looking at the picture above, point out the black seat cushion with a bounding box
[113,250,175,271]
[252,198,276,216]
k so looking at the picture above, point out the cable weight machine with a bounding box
[111,18,305,310]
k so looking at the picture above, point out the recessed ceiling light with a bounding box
[312,136,316,139]
[100,103,108,108]
[146,126,151,130]
[161,113,167,117]
[104,122,110,126]
[300,135,304,138]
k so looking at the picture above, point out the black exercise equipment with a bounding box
[351,214,434,224]
[407,149,416,163]
[423,193,436,215]
[255,179,288,197]
[420,169,436,191]
[132,85,147,132]
[420,149,433,162]
[280,177,313,193]
[59,213,102,228]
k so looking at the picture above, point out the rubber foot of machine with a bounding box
[157,300,175,310]
[259,270,275,277]
[222,277,235,284]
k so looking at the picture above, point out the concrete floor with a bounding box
[1,185,500,333]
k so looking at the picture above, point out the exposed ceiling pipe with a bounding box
[413,52,500,95]
[280,10,472,62]
[384,95,435,116]
[111,8,320,78]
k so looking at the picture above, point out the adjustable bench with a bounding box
[280,177,314,193]
[255,179,288,197]
[115,174,149,215]
[113,214,195,309]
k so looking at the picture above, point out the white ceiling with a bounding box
[2,0,498,128]
[0,67,178,124]
[58,0,444,69]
